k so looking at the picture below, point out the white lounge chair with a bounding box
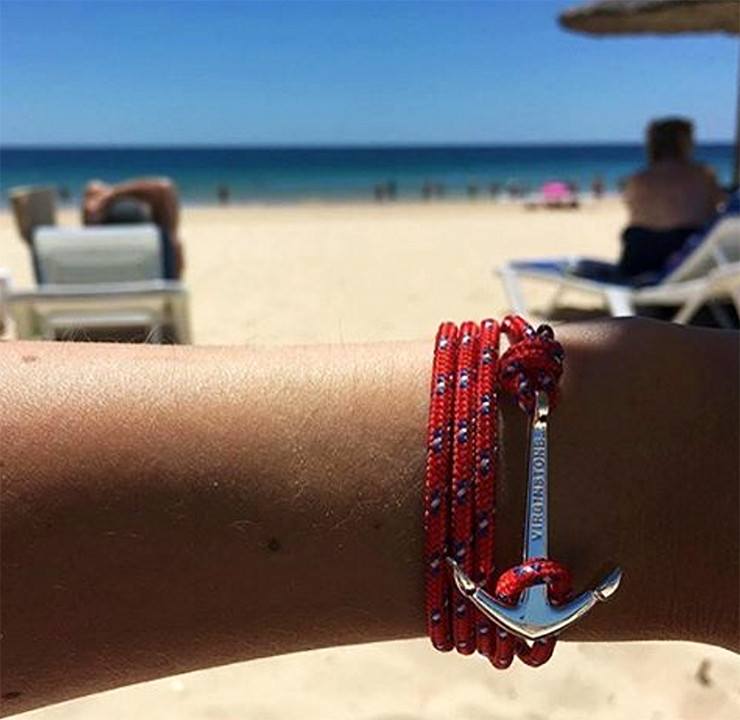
[9,224,191,343]
[497,213,740,327]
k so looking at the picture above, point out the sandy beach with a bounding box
[2,198,628,345]
[1,199,738,719]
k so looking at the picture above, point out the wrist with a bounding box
[504,318,738,648]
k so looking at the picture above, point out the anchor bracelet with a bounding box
[423,315,622,669]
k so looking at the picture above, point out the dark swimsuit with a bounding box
[569,225,701,288]
[618,226,700,278]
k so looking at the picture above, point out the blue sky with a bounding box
[0,0,736,146]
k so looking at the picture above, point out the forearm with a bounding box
[1,319,737,714]
[111,179,179,233]
[1,340,428,712]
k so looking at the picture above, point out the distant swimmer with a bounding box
[373,181,397,202]
[591,175,605,199]
[507,181,522,199]
[217,184,231,205]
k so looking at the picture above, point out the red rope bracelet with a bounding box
[423,314,572,669]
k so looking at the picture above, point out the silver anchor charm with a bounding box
[448,391,622,642]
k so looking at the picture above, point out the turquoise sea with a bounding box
[0,144,734,205]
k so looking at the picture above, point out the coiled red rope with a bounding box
[423,314,571,669]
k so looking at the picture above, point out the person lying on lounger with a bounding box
[619,118,726,279]
[83,178,185,279]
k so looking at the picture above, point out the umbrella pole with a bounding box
[734,41,739,190]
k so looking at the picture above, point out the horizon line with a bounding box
[0,139,734,151]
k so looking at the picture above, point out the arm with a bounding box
[107,178,180,235]
[1,319,737,714]
[621,174,638,221]
[109,179,182,276]
[83,179,180,235]
[82,178,184,277]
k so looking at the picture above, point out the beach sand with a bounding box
[2,199,625,345]
[1,199,738,719]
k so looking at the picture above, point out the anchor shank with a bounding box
[447,389,623,642]
[523,391,549,561]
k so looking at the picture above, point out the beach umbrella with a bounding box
[558,0,740,186]
[560,0,739,34]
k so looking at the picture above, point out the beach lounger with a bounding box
[0,268,11,337]
[9,225,190,343]
[497,209,740,327]
[9,185,57,244]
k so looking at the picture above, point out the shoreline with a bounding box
[0,191,624,212]
[1,143,733,209]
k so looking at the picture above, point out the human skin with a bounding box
[623,160,726,230]
[0,318,738,715]
[82,178,185,277]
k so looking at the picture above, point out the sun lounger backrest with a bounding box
[0,267,10,335]
[33,224,164,285]
[664,216,740,284]
[9,186,57,244]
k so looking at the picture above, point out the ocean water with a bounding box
[0,144,734,205]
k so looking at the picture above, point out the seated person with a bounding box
[83,178,185,279]
[619,118,726,279]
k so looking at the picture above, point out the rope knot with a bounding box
[494,558,572,605]
[498,324,564,412]
[488,558,572,668]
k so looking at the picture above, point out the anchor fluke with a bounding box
[447,558,623,642]
[593,567,623,602]
[446,556,477,594]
